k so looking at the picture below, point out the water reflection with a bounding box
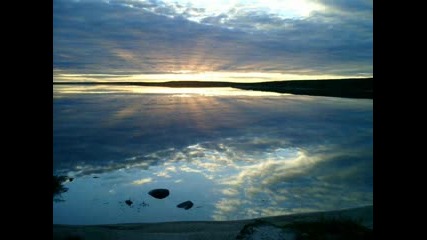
[53,85,372,225]
[53,85,285,97]
[54,136,372,224]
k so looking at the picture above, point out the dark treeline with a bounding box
[54,78,373,99]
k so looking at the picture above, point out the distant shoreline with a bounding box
[53,78,373,99]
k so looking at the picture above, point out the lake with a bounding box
[53,85,373,225]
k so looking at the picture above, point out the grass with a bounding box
[281,217,373,240]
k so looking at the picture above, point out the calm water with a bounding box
[53,85,373,225]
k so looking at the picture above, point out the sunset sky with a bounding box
[53,0,372,83]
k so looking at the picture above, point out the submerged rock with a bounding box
[148,189,170,199]
[125,199,133,206]
[177,200,194,210]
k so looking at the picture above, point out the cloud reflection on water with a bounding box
[54,135,372,223]
[53,85,285,97]
[132,178,153,185]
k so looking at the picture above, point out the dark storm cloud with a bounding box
[53,0,372,79]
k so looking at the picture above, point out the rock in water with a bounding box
[177,200,194,210]
[125,199,133,206]
[148,189,170,199]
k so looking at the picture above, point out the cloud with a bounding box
[212,198,251,220]
[310,0,373,14]
[54,91,372,179]
[53,0,372,80]
[221,188,240,196]
[206,136,372,218]
[132,177,153,185]
[55,127,372,220]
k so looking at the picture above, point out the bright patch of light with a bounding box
[53,85,287,97]
[165,0,324,19]
[126,0,325,26]
[53,71,356,83]
[132,177,153,185]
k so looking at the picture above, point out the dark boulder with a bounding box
[177,200,193,210]
[148,189,170,199]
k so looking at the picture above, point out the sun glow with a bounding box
[53,71,354,83]
[53,85,286,97]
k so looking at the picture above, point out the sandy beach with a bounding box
[53,205,372,240]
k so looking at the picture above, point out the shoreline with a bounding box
[53,78,373,99]
[53,205,373,240]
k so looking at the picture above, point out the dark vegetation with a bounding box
[64,236,83,240]
[53,175,69,202]
[53,78,373,99]
[234,78,373,99]
[282,217,373,240]
[237,217,372,240]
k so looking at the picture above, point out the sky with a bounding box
[53,0,373,83]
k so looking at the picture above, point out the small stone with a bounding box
[177,200,194,210]
[125,199,133,206]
